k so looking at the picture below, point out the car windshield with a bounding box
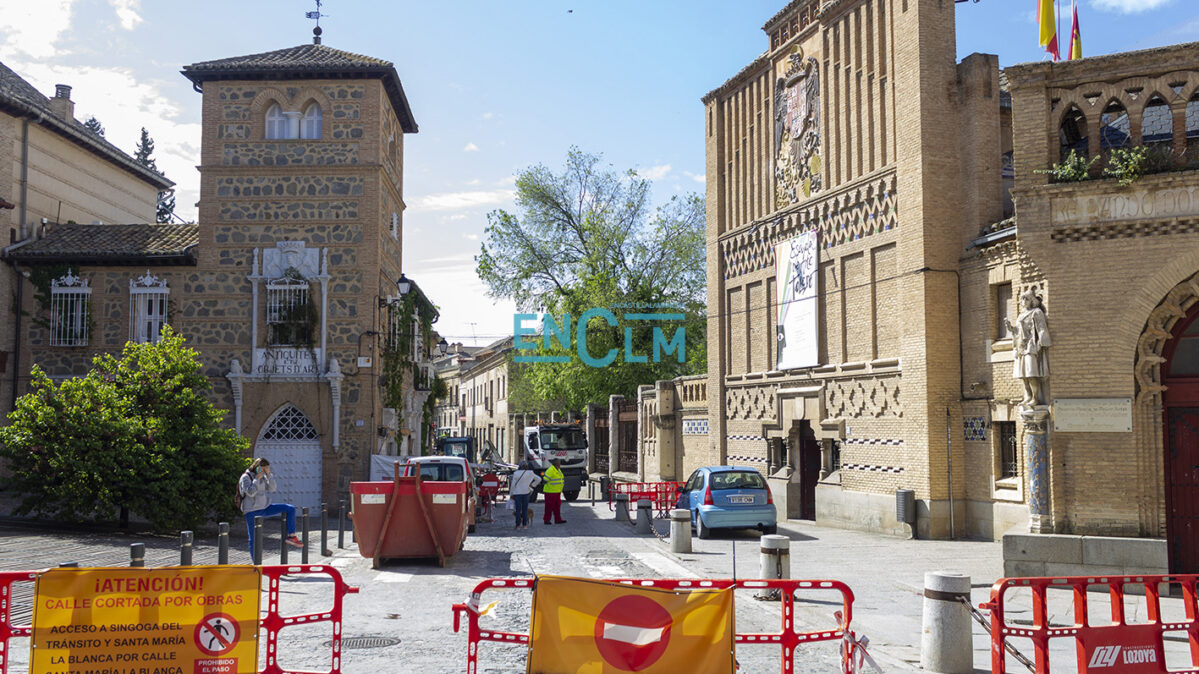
[404,462,464,482]
[441,441,470,459]
[539,428,584,450]
[709,471,766,491]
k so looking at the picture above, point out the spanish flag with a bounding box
[1068,1,1082,60]
[1038,0,1060,61]
[528,576,735,673]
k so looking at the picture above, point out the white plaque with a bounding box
[1052,398,1132,433]
[432,493,457,505]
[360,493,386,505]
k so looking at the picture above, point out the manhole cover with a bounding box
[330,636,401,649]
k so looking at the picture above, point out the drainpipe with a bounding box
[947,407,955,540]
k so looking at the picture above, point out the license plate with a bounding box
[727,495,754,504]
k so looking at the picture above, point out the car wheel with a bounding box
[697,514,712,539]
[762,524,777,535]
[564,490,580,502]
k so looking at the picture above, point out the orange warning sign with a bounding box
[31,566,260,674]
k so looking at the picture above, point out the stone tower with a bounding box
[180,41,420,507]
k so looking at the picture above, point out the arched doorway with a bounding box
[1165,303,1199,573]
[255,405,323,510]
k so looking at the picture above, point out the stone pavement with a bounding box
[0,502,1189,672]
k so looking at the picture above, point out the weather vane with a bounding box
[306,0,327,44]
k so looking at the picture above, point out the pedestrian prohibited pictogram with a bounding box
[594,595,673,670]
[528,575,734,673]
[195,612,240,656]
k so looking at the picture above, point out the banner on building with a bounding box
[527,575,734,674]
[775,231,819,370]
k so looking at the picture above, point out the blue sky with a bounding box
[1,0,1196,345]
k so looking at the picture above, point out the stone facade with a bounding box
[700,0,1199,565]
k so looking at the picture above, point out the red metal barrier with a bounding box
[0,565,357,674]
[452,577,861,674]
[980,574,1199,673]
[608,481,682,517]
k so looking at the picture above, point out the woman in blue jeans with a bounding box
[508,462,541,530]
[239,458,303,553]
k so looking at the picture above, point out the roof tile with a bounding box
[7,224,198,264]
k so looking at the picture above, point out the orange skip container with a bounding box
[350,470,469,567]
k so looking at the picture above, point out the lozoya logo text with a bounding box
[1088,644,1157,668]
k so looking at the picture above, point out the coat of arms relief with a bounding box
[775,47,822,206]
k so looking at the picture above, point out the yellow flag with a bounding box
[528,576,735,674]
[1038,0,1056,49]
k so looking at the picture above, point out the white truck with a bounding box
[522,424,587,502]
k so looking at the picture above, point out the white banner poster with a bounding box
[775,231,819,370]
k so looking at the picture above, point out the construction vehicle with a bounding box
[522,423,587,501]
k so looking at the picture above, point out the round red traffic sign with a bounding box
[593,595,673,671]
[194,612,239,656]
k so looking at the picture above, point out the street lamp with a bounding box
[436,337,449,357]
[396,273,412,296]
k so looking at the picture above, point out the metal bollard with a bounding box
[614,493,630,522]
[218,522,229,565]
[338,499,346,549]
[756,534,790,600]
[321,503,332,557]
[253,516,264,565]
[669,509,692,553]
[635,499,653,534]
[301,507,310,564]
[130,543,145,568]
[279,514,289,564]
[180,531,194,566]
[920,571,973,674]
[600,476,611,501]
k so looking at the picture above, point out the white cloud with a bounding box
[464,233,479,241]
[465,178,481,186]
[410,189,515,212]
[0,0,76,60]
[108,0,143,30]
[482,112,494,120]
[1092,0,1172,13]
[638,164,672,181]
[684,171,706,184]
[463,142,479,152]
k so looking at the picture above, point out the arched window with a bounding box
[1142,95,1175,169]
[300,103,322,140]
[1059,106,1089,161]
[1099,100,1131,152]
[265,103,288,139]
[1186,93,1199,165]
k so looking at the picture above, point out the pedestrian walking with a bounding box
[509,461,541,530]
[542,458,566,524]
[239,458,303,552]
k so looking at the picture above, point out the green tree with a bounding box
[133,127,178,223]
[476,148,706,412]
[83,116,105,138]
[0,328,248,530]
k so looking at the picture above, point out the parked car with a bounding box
[676,466,777,539]
[402,456,478,533]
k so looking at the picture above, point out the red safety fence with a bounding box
[608,481,682,517]
[980,574,1199,673]
[0,565,358,674]
[452,576,869,674]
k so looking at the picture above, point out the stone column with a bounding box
[585,403,598,474]
[1022,405,1052,533]
[608,394,623,475]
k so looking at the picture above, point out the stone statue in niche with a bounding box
[1006,288,1051,407]
[774,47,822,206]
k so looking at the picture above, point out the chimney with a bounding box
[49,84,75,121]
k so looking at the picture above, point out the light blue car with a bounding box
[676,466,777,539]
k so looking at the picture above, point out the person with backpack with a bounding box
[508,461,541,530]
[239,458,302,554]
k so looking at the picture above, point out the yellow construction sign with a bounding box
[528,575,735,674]
[32,566,260,674]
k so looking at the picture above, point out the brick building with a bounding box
[651,0,1199,572]
[2,39,440,512]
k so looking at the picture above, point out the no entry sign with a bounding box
[31,566,260,674]
[593,595,673,670]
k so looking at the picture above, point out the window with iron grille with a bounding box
[266,272,314,346]
[129,272,169,344]
[830,439,841,472]
[997,421,1018,479]
[50,270,90,347]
